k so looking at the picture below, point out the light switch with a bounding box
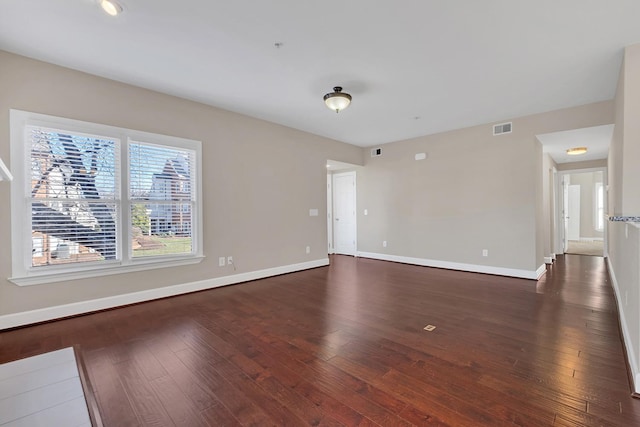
[309,209,319,216]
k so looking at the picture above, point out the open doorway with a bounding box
[559,169,605,256]
[326,160,360,256]
[538,124,612,261]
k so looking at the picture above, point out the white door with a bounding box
[333,171,356,255]
[327,174,333,254]
[567,185,581,241]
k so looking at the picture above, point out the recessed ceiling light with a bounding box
[99,0,123,16]
[566,147,587,155]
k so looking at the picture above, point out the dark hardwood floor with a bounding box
[1,254,639,426]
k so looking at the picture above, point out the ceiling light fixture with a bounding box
[323,86,352,113]
[99,0,123,16]
[566,147,587,155]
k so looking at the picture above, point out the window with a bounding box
[595,182,604,231]
[10,110,203,285]
[129,141,195,257]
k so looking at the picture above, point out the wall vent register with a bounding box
[493,122,512,135]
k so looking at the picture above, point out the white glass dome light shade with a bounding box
[323,87,352,113]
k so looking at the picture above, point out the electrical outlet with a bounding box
[218,257,225,267]
[227,256,233,265]
[482,249,488,257]
[306,246,310,254]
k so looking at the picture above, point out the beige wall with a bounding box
[622,44,640,214]
[610,44,640,215]
[607,42,640,393]
[609,60,625,215]
[609,222,640,387]
[0,50,363,316]
[357,102,613,272]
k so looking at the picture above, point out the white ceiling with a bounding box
[1,1,639,148]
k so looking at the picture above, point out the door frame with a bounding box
[327,173,334,254]
[330,170,357,256]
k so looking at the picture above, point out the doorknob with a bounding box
[335,218,340,221]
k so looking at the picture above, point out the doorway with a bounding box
[557,169,605,257]
[326,160,360,256]
[331,171,357,255]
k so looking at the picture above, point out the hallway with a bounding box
[565,240,604,256]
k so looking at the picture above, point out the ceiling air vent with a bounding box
[371,148,382,157]
[493,122,512,136]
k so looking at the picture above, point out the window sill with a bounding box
[9,255,205,286]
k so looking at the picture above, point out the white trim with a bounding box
[578,237,604,241]
[606,257,640,394]
[544,256,554,264]
[0,258,330,330]
[332,171,357,256]
[9,109,204,283]
[356,251,545,280]
[9,255,205,286]
[326,173,334,254]
[0,157,12,181]
[595,182,604,232]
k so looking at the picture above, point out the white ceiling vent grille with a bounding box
[493,122,512,136]
[371,148,382,157]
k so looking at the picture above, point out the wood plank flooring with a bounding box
[1,254,638,426]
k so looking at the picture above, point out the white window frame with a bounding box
[594,182,604,232]
[9,110,204,286]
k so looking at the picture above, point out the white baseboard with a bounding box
[0,258,330,331]
[544,256,554,264]
[578,237,604,241]
[606,257,640,394]
[356,251,545,280]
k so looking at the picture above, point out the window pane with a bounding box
[596,184,604,230]
[28,126,120,268]
[129,143,194,202]
[129,142,195,258]
[31,201,118,266]
[131,202,193,257]
[30,127,117,200]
